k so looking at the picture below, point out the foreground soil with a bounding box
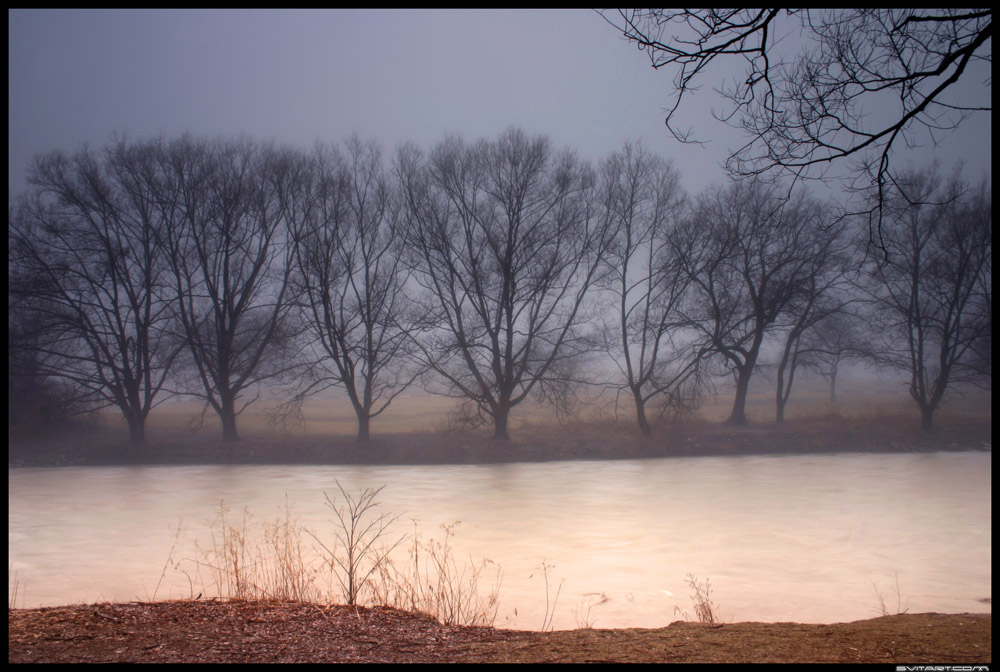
[8,600,991,664]
[8,414,992,468]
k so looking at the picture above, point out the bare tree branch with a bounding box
[602,9,992,252]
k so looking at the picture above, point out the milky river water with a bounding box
[8,451,991,630]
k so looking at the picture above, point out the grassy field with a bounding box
[9,375,990,469]
[126,378,991,440]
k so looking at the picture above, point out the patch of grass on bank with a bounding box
[177,483,502,628]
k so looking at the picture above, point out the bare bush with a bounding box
[307,480,405,607]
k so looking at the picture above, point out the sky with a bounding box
[8,9,991,202]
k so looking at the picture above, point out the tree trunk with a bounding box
[634,389,652,436]
[775,396,787,424]
[920,405,935,431]
[126,413,146,447]
[220,395,240,442]
[727,369,751,425]
[492,404,511,441]
[357,413,371,443]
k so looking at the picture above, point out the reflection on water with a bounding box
[8,452,991,630]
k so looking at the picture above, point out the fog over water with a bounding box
[8,451,991,630]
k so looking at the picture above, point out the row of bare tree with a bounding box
[8,129,991,447]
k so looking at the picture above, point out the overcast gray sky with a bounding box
[8,8,991,199]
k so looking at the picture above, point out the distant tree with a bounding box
[8,140,181,446]
[797,309,874,404]
[862,167,991,430]
[597,142,706,435]
[673,181,829,425]
[156,136,306,442]
[603,9,992,247]
[771,207,855,422]
[397,128,610,440]
[8,297,99,436]
[293,137,420,442]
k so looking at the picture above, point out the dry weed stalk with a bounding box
[145,519,188,602]
[674,573,721,625]
[9,563,23,609]
[572,592,606,629]
[873,572,909,616]
[177,483,503,627]
[370,521,502,627]
[195,499,322,602]
[306,480,405,607]
[531,560,564,632]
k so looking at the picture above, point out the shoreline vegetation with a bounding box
[8,410,992,469]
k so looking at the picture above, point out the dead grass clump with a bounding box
[372,521,503,627]
[674,574,722,626]
[195,499,323,603]
[184,484,503,628]
[873,572,910,617]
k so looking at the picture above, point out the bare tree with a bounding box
[397,128,610,440]
[293,137,420,442]
[863,166,991,430]
[603,9,992,247]
[8,280,100,435]
[8,139,181,446]
[771,208,856,422]
[156,136,306,442]
[597,142,706,435]
[797,308,875,404]
[673,181,828,425]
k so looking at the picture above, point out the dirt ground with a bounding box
[7,600,991,664]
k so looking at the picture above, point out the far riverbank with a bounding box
[8,414,991,469]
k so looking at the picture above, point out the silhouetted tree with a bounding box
[597,142,706,435]
[797,309,874,404]
[156,136,306,442]
[604,9,992,248]
[673,181,829,425]
[8,293,99,436]
[398,128,611,440]
[771,205,856,422]
[8,139,181,445]
[294,137,420,442]
[863,167,991,430]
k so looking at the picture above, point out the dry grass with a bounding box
[193,499,324,604]
[531,560,564,632]
[81,382,990,446]
[674,574,723,626]
[173,486,503,628]
[371,521,503,627]
[9,563,24,609]
[873,572,910,617]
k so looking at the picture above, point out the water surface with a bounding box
[8,451,991,630]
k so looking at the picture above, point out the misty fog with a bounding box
[7,11,990,660]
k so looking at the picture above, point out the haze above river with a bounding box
[8,451,991,630]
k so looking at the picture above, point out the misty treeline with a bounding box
[8,129,992,446]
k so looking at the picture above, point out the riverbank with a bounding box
[8,600,991,663]
[8,413,991,468]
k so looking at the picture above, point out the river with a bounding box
[8,451,991,631]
